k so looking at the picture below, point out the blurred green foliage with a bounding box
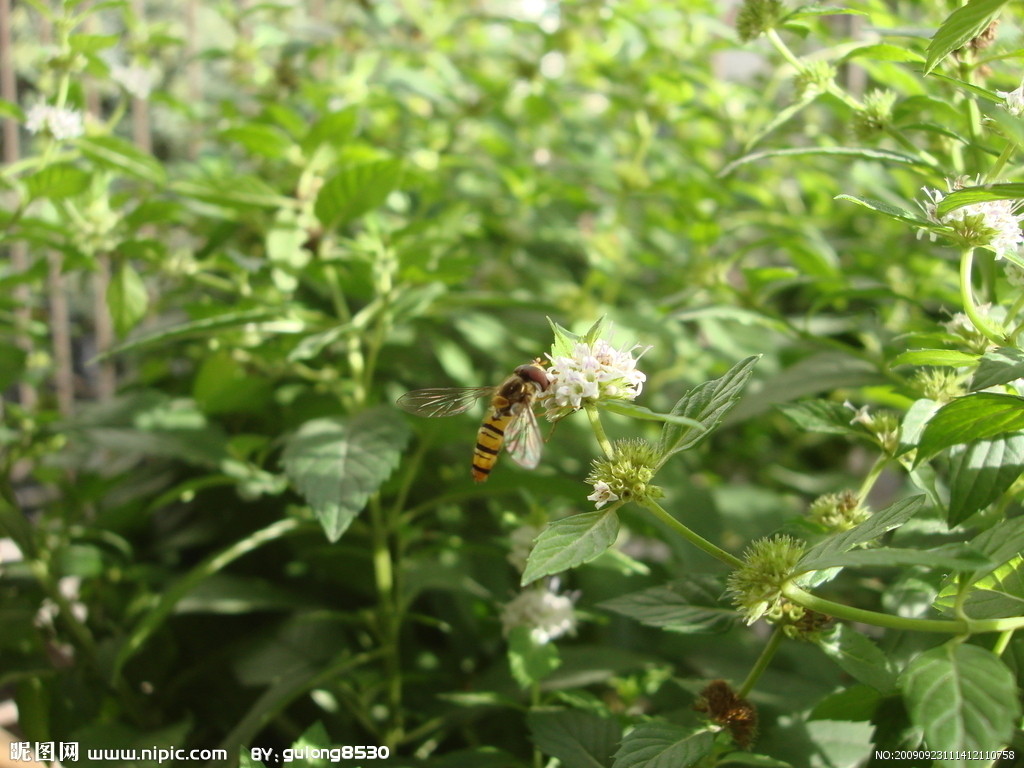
[4,0,1024,766]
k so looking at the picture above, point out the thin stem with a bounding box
[764,29,802,72]
[857,456,888,501]
[986,142,1016,183]
[369,495,403,747]
[783,582,1024,635]
[640,498,744,569]
[960,248,1007,346]
[992,630,1014,657]
[585,404,615,459]
[737,626,784,699]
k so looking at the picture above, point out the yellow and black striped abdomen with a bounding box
[472,409,513,482]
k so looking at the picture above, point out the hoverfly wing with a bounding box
[396,386,495,418]
[504,402,543,469]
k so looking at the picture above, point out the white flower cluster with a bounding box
[501,585,577,645]
[922,185,1024,260]
[541,338,649,417]
[25,104,84,140]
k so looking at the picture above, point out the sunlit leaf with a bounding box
[901,643,1019,759]
[281,410,411,541]
[611,723,715,768]
[924,0,1010,75]
[522,510,620,586]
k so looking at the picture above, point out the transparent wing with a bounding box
[504,403,543,469]
[396,386,494,418]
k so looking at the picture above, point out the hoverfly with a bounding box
[396,364,550,482]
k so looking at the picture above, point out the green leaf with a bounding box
[966,516,1024,585]
[508,625,561,688]
[314,159,403,229]
[192,351,274,415]
[302,108,358,150]
[0,97,25,121]
[936,183,1024,219]
[899,398,942,454]
[917,393,1024,462]
[797,496,924,573]
[901,643,1019,761]
[172,176,289,209]
[721,147,928,177]
[102,308,290,358]
[947,436,1024,526]
[78,135,166,184]
[834,195,931,226]
[107,262,149,337]
[799,544,988,572]
[656,356,759,465]
[948,556,1024,619]
[522,510,620,586]
[777,399,858,436]
[25,163,91,200]
[598,576,738,634]
[0,477,36,560]
[281,409,411,541]
[890,349,979,367]
[600,401,703,431]
[611,723,715,768]
[728,353,884,422]
[68,32,119,53]
[817,625,898,693]
[971,347,1024,390]
[219,124,295,159]
[527,708,621,768]
[924,0,1010,76]
[840,43,924,63]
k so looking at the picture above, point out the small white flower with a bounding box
[844,401,872,428]
[25,104,84,140]
[110,63,155,100]
[587,480,620,509]
[540,336,650,420]
[501,585,577,645]
[997,84,1024,117]
[921,184,1024,260]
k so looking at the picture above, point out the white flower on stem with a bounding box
[540,336,650,420]
[587,480,620,509]
[501,583,577,645]
[921,184,1024,260]
[997,84,1024,117]
[25,104,84,140]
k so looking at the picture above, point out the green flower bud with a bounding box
[736,0,784,42]
[586,439,663,509]
[727,535,805,625]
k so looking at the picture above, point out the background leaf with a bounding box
[281,409,410,541]
[924,0,1011,75]
[901,643,1019,760]
[528,708,622,768]
[611,723,715,768]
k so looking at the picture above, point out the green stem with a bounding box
[640,498,744,569]
[960,248,1007,346]
[992,630,1014,657]
[369,495,403,747]
[737,626,784,698]
[783,582,1024,634]
[856,456,887,501]
[765,28,802,72]
[585,404,615,459]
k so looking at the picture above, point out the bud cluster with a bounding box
[586,439,663,509]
